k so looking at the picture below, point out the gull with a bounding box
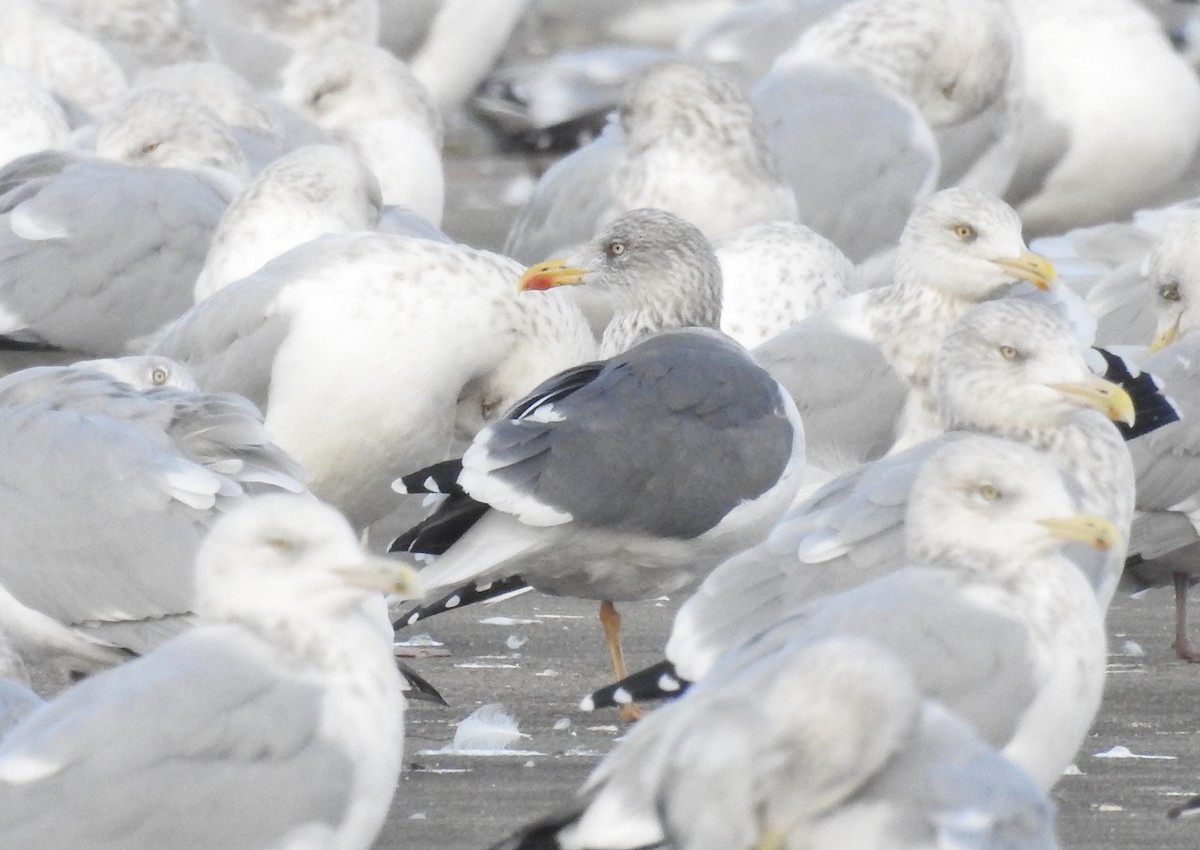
[590,299,1141,716]
[0,358,308,674]
[151,231,597,531]
[0,87,248,356]
[391,329,805,722]
[1005,0,1200,236]
[0,494,420,850]
[755,187,1056,475]
[193,145,384,301]
[504,60,797,264]
[752,0,1018,264]
[715,220,856,349]
[500,637,1057,850]
[280,43,445,226]
[1121,215,1200,659]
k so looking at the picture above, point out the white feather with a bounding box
[447,703,528,752]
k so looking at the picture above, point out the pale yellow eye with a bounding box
[606,240,627,257]
[977,483,1001,501]
[151,367,169,385]
[952,223,976,241]
[999,345,1018,360]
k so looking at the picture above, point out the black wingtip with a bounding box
[392,575,531,631]
[393,458,466,497]
[396,660,448,706]
[1094,347,1182,440]
[1169,794,1200,819]
[582,660,690,711]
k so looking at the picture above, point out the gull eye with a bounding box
[952,223,977,241]
[977,483,1001,502]
[941,78,958,99]
[998,345,1019,360]
[606,240,627,257]
[267,537,295,552]
[1160,282,1182,303]
[150,367,169,386]
[140,140,161,155]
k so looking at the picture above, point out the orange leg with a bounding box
[1173,573,1200,662]
[599,600,642,722]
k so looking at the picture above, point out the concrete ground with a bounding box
[378,585,1200,850]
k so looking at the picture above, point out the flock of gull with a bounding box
[5,0,1200,848]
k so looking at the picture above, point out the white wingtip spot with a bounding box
[657,673,681,692]
[0,755,60,784]
[444,595,461,609]
[423,476,441,494]
[613,688,632,705]
[406,611,423,625]
[391,477,409,494]
[579,695,595,711]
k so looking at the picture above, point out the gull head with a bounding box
[195,494,420,626]
[898,188,1055,301]
[937,299,1134,431]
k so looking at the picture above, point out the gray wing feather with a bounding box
[0,629,353,850]
[0,159,227,353]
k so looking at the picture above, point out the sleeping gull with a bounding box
[754,186,1055,475]
[0,66,70,170]
[0,358,308,674]
[1005,0,1200,236]
[193,144,383,301]
[751,0,1017,264]
[504,60,797,264]
[151,231,597,531]
[0,494,420,850]
[280,43,445,226]
[715,220,856,349]
[1,0,129,119]
[591,299,1141,712]
[0,88,249,356]
[500,637,1057,850]
[517,207,723,357]
[390,329,804,721]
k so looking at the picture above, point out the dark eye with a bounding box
[998,345,1019,360]
[150,367,168,385]
[140,140,161,155]
[606,240,627,257]
[977,483,1001,501]
[941,78,958,98]
[310,78,350,109]
[1160,282,1182,302]
[267,538,295,552]
[952,223,976,241]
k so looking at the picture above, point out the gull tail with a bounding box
[392,459,467,496]
[392,575,531,630]
[1093,347,1181,440]
[581,659,690,711]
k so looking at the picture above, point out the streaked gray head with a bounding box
[571,208,724,355]
[936,299,1099,431]
[95,88,249,178]
[791,0,1013,125]
[1144,210,1200,348]
[905,436,1089,566]
[619,60,776,160]
[240,144,383,222]
[897,188,1052,300]
[281,43,442,145]
[134,61,275,133]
